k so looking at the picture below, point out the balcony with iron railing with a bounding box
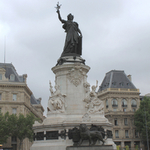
[112,104,118,107]
[131,104,137,107]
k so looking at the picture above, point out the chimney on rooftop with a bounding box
[23,74,27,83]
[37,98,42,104]
[127,74,132,81]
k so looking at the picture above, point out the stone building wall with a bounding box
[98,85,143,149]
[97,70,144,149]
[0,63,44,150]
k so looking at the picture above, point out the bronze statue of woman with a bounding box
[56,3,82,57]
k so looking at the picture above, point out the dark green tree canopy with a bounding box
[0,112,12,144]
[0,112,38,150]
[134,96,150,145]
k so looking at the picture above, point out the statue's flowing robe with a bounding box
[61,20,82,56]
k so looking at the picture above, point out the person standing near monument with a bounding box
[56,2,82,57]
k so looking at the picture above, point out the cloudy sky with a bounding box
[0,0,150,115]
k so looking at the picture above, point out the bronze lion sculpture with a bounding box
[78,124,105,146]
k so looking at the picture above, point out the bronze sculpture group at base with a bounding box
[79,124,105,146]
[68,124,107,146]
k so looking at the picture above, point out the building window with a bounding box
[123,108,126,112]
[113,108,117,112]
[125,130,129,138]
[12,136,17,142]
[112,82,116,86]
[112,99,118,107]
[106,99,108,108]
[135,130,139,138]
[11,144,17,150]
[0,74,2,80]
[114,118,118,125]
[122,99,127,107]
[119,82,124,86]
[133,108,136,112]
[13,94,17,101]
[124,118,128,125]
[115,130,119,138]
[131,99,137,107]
[10,74,15,81]
[127,83,130,86]
[12,108,17,114]
[0,94,1,100]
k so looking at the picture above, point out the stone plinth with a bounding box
[50,63,90,116]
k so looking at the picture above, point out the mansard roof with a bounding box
[0,63,40,105]
[0,63,25,82]
[30,94,41,104]
[98,70,137,92]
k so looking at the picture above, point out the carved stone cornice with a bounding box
[0,101,43,120]
[98,88,140,98]
[52,63,90,74]
[105,111,135,116]
[0,82,32,95]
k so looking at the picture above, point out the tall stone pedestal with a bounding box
[30,57,116,150]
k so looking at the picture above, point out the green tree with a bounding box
[11,113,38,150]
[125,145,129,150]
[0,112,38,150]
[0,112,13,144]
[134,96,150,147]
[135,145,139,150]
[117,145,120,150]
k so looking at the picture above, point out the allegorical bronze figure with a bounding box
[55,2,82,57]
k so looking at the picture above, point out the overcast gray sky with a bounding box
[0,0,150,115]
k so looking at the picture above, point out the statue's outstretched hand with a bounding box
[55,2,61,13]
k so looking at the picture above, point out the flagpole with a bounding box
[4,36,6,63]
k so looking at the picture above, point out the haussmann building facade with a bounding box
[0,63,45,150]
[97,70,143,150]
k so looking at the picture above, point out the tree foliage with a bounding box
[11,113,37,150]
[0,112,38,150]
[134,96,150,145]
[0,112,13,144]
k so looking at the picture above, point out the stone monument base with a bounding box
[31,57,117,150]
[67,145,114,150]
